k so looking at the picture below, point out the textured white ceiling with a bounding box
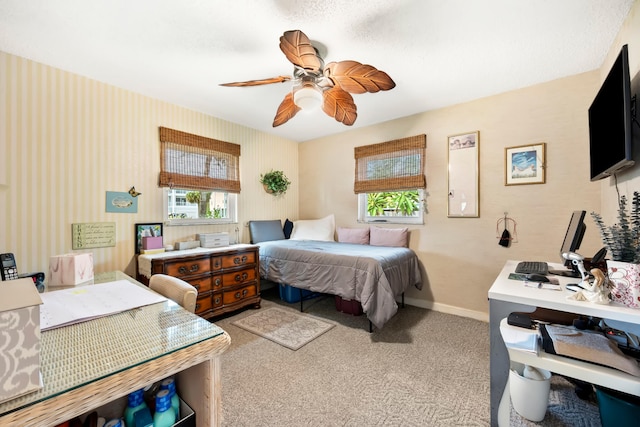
[0,0,634,142]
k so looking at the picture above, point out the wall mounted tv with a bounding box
[588,44,636,181]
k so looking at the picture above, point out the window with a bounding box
[358,190,425,224]
[165,189,237,225]
[159,127,240,225]
[355,134,426,224]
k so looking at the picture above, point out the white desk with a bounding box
[488,260,640,426]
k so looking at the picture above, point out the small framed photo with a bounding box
[505,143,546,186]
[135,223,163,254]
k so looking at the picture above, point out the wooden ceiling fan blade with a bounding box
[322,87,357,126]
[279,30,322,73]
[324,60,395,94]
[272,92,301,127]
[220,76,291,87]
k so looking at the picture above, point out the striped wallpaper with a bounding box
[0,51,299,277]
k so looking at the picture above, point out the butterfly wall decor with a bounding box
[128,186,142,197]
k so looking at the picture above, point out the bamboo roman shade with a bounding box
[158,127,241,193]
[354,134,426,193]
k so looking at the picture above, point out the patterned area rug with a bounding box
[231,307,335,350]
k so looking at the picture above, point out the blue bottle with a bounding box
[160,377,180,420]
[154,389,177,427]
[123,388,148,427]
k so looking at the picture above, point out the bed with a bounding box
[249,217,422,329]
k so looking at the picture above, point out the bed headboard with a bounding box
[248,220,286,244]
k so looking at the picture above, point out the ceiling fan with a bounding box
[220,30,396,127]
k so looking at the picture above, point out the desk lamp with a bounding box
[562,252,590,288]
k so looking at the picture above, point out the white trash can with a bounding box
[509,365,552,422]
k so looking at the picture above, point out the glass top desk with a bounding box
[0,271,231,427]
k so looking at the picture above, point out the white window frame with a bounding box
[163,189,238,226]
[357,189,425,225]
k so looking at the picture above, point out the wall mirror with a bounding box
[447,131,479,217]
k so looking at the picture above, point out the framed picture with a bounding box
[505,143,546,186]
[106,191,138,213]
[447,131,479,217]
[135,223,163,254]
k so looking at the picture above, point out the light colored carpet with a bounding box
[231,307,335,350]
[214,287,603,426]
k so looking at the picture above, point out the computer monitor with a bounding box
[549,210,586,277]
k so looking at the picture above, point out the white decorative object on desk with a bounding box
[49,253,94,286]
[567,268,610,305]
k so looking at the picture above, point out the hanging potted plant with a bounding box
[591,191,640,308]
[259,170,291,195]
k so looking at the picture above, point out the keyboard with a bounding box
[515,261,549,275]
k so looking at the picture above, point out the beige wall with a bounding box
[0,51,299,277]
[300,71,603,320]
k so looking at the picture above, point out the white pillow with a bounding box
[290,214,335,241]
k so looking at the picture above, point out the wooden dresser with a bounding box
[137,244,260,319]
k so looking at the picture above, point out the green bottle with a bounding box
[160,377,180,420]
[153,389,177,427]
[123,389,148,427]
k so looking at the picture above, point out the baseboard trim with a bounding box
[402,296,489,323]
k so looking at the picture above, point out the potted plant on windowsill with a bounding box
[591,191,640,308]
[259,170,291,195]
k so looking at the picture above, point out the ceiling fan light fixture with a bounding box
[293,84,322,110]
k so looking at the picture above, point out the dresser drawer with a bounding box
[194,294,213,315]
[222,284,257,305]
[189,276,212,294]
[220,251,256,269]
[221,268,256,288]
[163,257,210,278]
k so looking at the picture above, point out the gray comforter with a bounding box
[258,239,422,329]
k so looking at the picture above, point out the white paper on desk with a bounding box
[500,321,540,353]
[39,280,167,331]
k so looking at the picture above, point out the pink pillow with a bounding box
[337,227,370,245]
[369,226,409,247]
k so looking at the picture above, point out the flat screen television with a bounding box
[588,44,635,181]
[548,210,586,277]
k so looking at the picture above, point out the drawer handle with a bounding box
[178,264,200,274]
[234,272,248,282]
[215,297,221,304]
[235,289,248,299]
[214,260,221,268]
[233,255,248,265]
[214,278,221,287]
[195,303,201,311]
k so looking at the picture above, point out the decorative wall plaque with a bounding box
[72,222,116,249]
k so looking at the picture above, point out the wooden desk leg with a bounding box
[178,356,222,427]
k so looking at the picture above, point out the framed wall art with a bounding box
[505,143,546,186]
[447,131,479,217]
[135,223,163,254]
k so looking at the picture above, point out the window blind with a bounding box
[158,127,241,193]
[354,134,426,193]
